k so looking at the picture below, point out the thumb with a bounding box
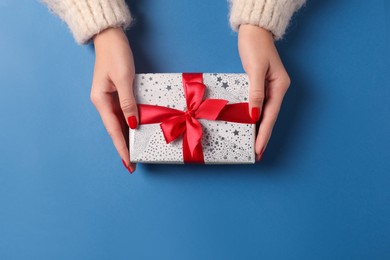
[247,71,266,123]
[115,75,139,129]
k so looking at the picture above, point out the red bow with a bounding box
[137,73,253,163]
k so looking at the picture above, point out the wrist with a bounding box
[238,24,274,44]
[93,27,127,47]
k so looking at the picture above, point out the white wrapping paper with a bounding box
[129,73,255,164]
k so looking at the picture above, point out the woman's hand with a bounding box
[91,27,137,173]
[238,24,291,161]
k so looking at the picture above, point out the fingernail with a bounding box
[121,159,128,168]
[127,116,138,129]
[251,107,260,123]
[258,152,264,161]
[121,159,134,174]
[256,147,265,161]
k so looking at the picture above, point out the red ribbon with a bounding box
[137,73,253,163]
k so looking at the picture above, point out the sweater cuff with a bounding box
[229,0,305,40]
[43,0,132,44]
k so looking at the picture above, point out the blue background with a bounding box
[1,0,389,259]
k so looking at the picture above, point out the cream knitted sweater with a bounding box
[43,0,305,44]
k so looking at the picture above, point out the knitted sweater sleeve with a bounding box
[42,0,132,44]
[229,0,306,40]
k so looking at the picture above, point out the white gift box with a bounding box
[129,73,255,164]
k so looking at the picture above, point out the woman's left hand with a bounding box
[238,24,291,161]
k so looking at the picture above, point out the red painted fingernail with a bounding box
[251,107,260,123]
[256,147,265,161]
[122,159,127,168]
[121,159,134,174]
[127,116,138,129]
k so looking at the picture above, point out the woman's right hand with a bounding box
[238,24,291,161]
[91,27,137,174]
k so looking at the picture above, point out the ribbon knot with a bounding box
[137,73,253,163]
[185,109,195,118]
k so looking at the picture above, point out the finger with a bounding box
[91,89,136,173]
[255,73,290,161]
[247,68,267,123]
[113,72,139,130]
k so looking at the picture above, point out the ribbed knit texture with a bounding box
[43,0,304,44]
[229,0,306,40]
[42,0,132,44]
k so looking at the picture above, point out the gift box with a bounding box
[129,73,256,164]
